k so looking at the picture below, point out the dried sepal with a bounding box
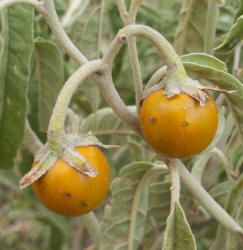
[34,143,49,161]
[163,76,209,105]
[20,151,57,189]
[62,147,97,177]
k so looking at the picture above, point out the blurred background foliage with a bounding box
[0,0,243,249]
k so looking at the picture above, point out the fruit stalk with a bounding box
[120,24,187,80]
[174,159,243,235]
[47,60,103,147]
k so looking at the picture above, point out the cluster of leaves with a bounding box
[0,0,243,249]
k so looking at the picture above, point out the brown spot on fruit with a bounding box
[64,193,71,199]
[182,121,188,127]
[81,201,88,207]
[149,116,156,124]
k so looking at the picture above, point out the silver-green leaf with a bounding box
[162,202,197,250]
[215,14,243,54]
[183,59,243,145]
[100,162,163,250]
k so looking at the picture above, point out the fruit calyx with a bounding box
[20,133,117,189]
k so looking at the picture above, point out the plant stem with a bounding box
[117,0,128,23]
[126,0,144,114]
[23,120,42,154]
[127,39,143,114]
[128,0,143,23]
[168,160,180,212]
[211,147,234,181]
[48,60,103,145]
[81,212,100,245]
[204,0,219,55]
[120,25,187,78]
[233,44,242,77]
[0,0,45,13]
[175,159,243,235]
[97,0,105,58]
[42,0,140,134]
[128,165,166,250]
[145,66,167,91]
[43,0,88,65]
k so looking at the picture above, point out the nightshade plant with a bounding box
[0,0,243,249]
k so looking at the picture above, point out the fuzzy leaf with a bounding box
[181,53,227,72]
[141,177,171,249]
[0,6,34,169]
[174,0,207,55]
[34,38,64,132]
[80,106,137,136]
[100,162,164,250]
[183,61,243,145]
[163,202,197,250]
[215,15,243,54]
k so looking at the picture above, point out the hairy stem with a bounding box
[128,165,166,250]
[23,120,42,154]
[43,0,88,65]
[97,0,105,58]
[175,159,243,235]
[81,212,100,245]
[204,0,219,55]
[233,44,242,77]
[48,60,103,145]
[127,37,143,113]
[211,147,234,181]
[126,0,144,114]
[120,25,187,78]
[42,0,140,134]
[117,0,128,23]
[168,160,180,212]
[0,0,45,13]
[145,66,167,91]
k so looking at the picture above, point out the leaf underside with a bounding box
[163,202,197,250]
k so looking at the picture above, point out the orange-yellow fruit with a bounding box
[139,89,218,158]
[32,146,110,217]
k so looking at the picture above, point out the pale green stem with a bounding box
[174,159,243,235]
[81,212,100,245]
[48,60,103,145]
[168,160,180,212]
[72,217,84,250]
[94,72,141,134]
[62,0,90,28]
[128,165,166,250]
[0,0,45,13]
[43,0,140,134]
[211,147,234,181]
[128,0,143,23]
[233,44,242,77]
[204,0,219,55]
[66,109,80,134]
[145,66,167,92]
[120,25,187,78]
[43,0,88,65]
[97,0,105,58]
[117,0,128,23]
[23,120,42,154]
[127,38,143,113]
[126,0,144,114]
